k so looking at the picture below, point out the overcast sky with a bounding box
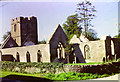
[0,0,119,44]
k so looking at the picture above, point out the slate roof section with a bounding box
[1,35,18,49]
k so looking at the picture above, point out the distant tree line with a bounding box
[38,40,46,44]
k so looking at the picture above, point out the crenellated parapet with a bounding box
[11,16,37,25]
[11,16,38,46]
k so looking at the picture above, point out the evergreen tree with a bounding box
[83,29,99,41]
[2,31,11,41]
[76,0,96,37]
[38,40,46,44]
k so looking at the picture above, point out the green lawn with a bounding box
[0,70,111,81]
[43,72,110,81]
[0,70,42,78]
[0,70,52,81]
[66,62,104,65]
[1,60,119,81]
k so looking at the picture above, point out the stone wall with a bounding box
[0,44,50,62]
[11,17,21,46]
[64,62,120,74]
[70,35,120,63]
[78,40,106,62]
[112,38,120,59]
[105,36,112,61]
[2,61,120,74]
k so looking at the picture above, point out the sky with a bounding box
[0,0,119,44]
[119,1,120,34]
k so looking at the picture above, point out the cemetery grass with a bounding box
[0,70,112,81]
[0,70,43,78]
[66,62,103,65]
[66,59,119,65]
[1,60,120,81]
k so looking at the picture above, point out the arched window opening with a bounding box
[26,51,30,62]
[37,50,42,62]
[16,52,20,62]
[57,42,65,59]
[14,24,16,32]
[111,41,115,55]
[84,44,90,59]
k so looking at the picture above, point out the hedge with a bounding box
[1,61,64,74]
[1,61,120,74]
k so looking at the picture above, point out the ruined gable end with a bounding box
[47,24,68,45]
[70,34,89,44]
[47,24,68,62]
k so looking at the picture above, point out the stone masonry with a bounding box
[0,16,120,63]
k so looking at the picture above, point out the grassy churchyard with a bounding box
[0,60,120,81]
[0,69,111,81]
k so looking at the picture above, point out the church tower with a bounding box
[11,16,38,46]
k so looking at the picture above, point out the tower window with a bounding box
[14,24,16,32]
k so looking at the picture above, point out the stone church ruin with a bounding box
[0,16,120,63]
